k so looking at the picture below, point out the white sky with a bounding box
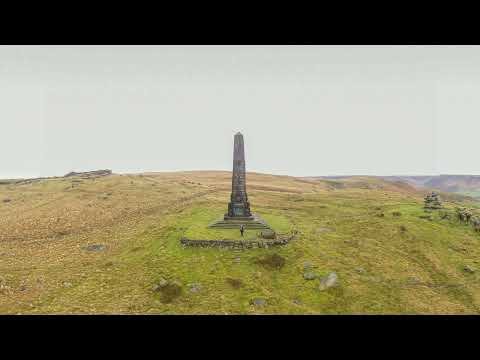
[0,45,479,179]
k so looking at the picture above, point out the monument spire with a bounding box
[226,132,252,218]
[209,132,270,229]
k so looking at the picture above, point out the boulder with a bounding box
[303,271,317,280]
[316,227,335,233]
[318,272,338,291]
[250,298,267,306]
[84,244,106,252]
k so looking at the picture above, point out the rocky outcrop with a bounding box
[8,169,113,186]
[64,169,112,178]
[454,208,480,233]
[456,207,473,223]
[424,192,442,209]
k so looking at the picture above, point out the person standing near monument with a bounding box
[240,224,245,237]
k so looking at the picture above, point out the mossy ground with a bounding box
[1,171,480,314]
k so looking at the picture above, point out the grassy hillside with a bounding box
[1,171,480,314]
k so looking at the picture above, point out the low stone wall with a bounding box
[180,231,297,249]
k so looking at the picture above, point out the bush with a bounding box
[226,278,243,289]
[155,282,182,303]
[256,254,286,270]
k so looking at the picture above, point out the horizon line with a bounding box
[3,169,480,181]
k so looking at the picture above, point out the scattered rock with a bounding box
[250,298,267,306]
[316,227,335,233]
[318,272,338,291]
[63,282,72,288]
[188,283,202,293]
[303,271,317,280]
[84,244,106,252]
[463,265,476,274]
[159,278,169,286]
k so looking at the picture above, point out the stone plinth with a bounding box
[209,213,271,230]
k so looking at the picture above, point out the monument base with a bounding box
[208,213,271,230]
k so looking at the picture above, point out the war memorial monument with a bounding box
[210,132,270,230]
[180,132,299,249]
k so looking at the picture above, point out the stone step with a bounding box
[210,224,270,230]
[208,213,271,230]
[208,221,271,230]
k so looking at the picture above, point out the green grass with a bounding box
[182,206,292,240]
[2,172,480,314]
[458,190,480,199]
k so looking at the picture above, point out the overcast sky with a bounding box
[1,45,479,179]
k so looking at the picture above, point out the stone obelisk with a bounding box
[209,132,270,229]
[225,132,253,219]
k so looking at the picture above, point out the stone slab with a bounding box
[208,213,271,230]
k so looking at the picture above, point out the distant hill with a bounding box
[383,175,480,198]
[307,175,480,199]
